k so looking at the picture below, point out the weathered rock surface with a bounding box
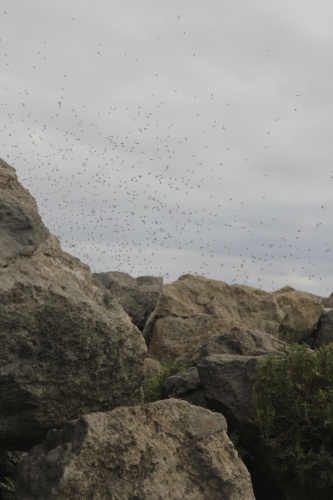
[143,275,323,362]
[313,309,333,348]
[163,367,207,408]
[144,356,163,378]
[163,327,285,409]
[93,271,163,330]
[197,354,260,431]
[16,399,255,500]
[0,449,27,483]
[177,326,286,367]
[0,160,50,265]
[0,160,147,449]
[321,292,333,309]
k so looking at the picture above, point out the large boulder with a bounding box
[0,160,50,264]
[93,271,163,330]
[0,449,27,484]
[164,326,286,408]
[0,159,147,449]
[16,399,255,500]
[177,326,286,367]
[143,275,322,362]
[197,354,260,431]
[163,367,207,408]
[321,292,333,309]
[313,309,333,348]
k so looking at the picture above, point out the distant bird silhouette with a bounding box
[0,5,331,294]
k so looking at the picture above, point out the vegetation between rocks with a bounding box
[144,361,186,402]
[0,477,15,500]
[253,343,333,491]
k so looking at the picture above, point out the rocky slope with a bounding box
[1,158,332,499]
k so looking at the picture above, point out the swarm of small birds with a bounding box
[1,3,332,295]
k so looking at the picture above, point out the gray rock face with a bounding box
[0,159,50,265]
[0,160,147,449]
[313,309,333,348]
[177,326,286,367]
[164,327,285,409]
[143,275,323,362]
[93,271,163,330]
[198,354,260,430]
[16,399,255,500]
[163,367,207,408]
[321,292,333,309]
[0,450,27,483]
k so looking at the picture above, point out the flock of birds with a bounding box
[0,5,332,295]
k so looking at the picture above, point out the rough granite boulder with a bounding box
[197,354,260,431]
[143,275,322,362]
[163,367,207,408]
[0,449,27,483]
[313,309,333,348]
[144,356,163,378]
[321,292,333,309]
[16,399,255,500]
[163,327,286,408]
[165,353,262,432]
[176,326,287,367]
[0,159,147,449]
[0,160,50,264]
[93,271,163,331]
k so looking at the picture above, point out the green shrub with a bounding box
[252,343,333,491]
[144,361,186,402]
[0,477,16,500]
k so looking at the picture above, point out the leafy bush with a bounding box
[0,477,16,500]
[252,343,333,491]
[144,361,186,402]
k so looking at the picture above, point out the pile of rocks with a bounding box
[1,159,332,499]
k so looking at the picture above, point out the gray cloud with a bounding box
[1,0,333,295]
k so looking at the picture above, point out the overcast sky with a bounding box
[1,0,333,295]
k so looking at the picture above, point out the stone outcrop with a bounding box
[163,367,207,408]
[197,354,260,430]
[176,326,286,367]
[93,271,163,330]
[0,160,50,264]
[16,399,255,500]
[0,450,27,484]
[144,356,163,378]
[143,275,323,362]
[313,309,333,348]
[0,159,147,449]
[164,326,286,409]
[321,292,333,309]
[165,353,261,432]
[2,158,331,499]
